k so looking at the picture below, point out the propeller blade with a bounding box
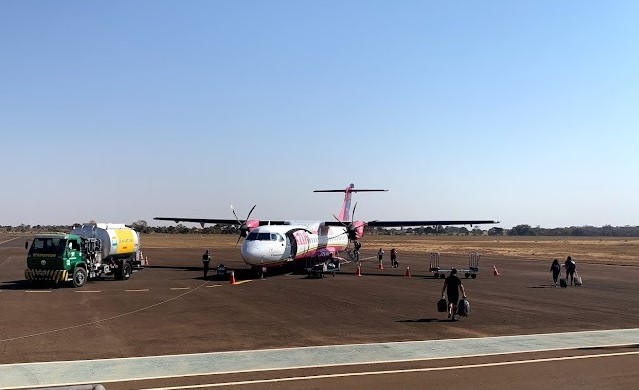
[351,202,358,222]
[246,204,257,221]
[332,214,348,227]
[231,205,241,225]
[236,234,242,245]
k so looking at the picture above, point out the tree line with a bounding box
[2,222,639,237]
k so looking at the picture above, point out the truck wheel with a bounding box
[72,267,88,288]
[121,262,132,280]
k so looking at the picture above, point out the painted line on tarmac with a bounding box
[231,280,253,285]
[206,285,222,288]
[3,328,639,389]
[170,287,190,290]
[125,289,150,292]
[75,290,101,293]
[0,237,20,246]
[138,350,639,389]
[24,290,51,293]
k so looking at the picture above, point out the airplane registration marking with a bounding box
[137,350,639,389]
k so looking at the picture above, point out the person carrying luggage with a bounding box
[441,268,466,321]
[565,256,576,285]
[550,259,561,287]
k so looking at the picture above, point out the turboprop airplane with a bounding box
[154,184,497,269]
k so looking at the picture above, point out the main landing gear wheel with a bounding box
[72,267,87,288]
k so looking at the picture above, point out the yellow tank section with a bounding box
[113,228,137,255]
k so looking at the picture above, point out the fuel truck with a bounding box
[25,223,144,288]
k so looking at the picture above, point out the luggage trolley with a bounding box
[429,251,480,279]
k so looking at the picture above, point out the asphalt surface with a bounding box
[1,235,639,389]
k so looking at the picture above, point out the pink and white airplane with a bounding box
[155,184,497,269]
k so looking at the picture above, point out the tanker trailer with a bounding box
[70,223,142,280]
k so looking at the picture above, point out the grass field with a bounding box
[138,234,639,265]
[5,233,638,266]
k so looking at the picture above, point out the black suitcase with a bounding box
[456,299,470,317]
[560,278,568,288]
[437,298,447,312]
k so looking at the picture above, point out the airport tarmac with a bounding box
[1,235,639,388]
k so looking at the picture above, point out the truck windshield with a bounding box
[30,238,67,255]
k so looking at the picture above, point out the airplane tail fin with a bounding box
[314,183,387,221]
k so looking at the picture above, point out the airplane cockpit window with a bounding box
[246,232,278,241]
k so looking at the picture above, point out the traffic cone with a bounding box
[493,265,500,276]
[230,270,237,285]
[145,255,149,266]
[405,266,411,278]
[355,263,362,277]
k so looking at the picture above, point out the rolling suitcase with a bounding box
[559,278,568,288]
[437,298,447,312]
[574,272,583,286]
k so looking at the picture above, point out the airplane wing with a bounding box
[323,220,498,227]
[153,217,288,226]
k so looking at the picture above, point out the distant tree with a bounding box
[508,224,536,236]
[131,220,149,233]
[488,227,504,236]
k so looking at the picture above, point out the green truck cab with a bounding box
[25,232,134,288]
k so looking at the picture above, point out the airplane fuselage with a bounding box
[240,223,349,267]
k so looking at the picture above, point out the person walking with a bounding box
[390,248,398,268]
[202,249,211,278]
[565,256,576,285]
[377,248,384,268]
[550,259,561,287]
[441,268,466,321]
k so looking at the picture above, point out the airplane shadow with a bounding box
[396,318,449,323]
[527,284,557,289]
[0,280,63,290]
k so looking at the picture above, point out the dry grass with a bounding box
[139,234,639,266]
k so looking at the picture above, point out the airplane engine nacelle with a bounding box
[245,220,260,233]
[352,221,366,239]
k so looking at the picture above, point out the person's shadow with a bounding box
[395,318,449,323]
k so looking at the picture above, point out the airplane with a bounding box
[154,184,498,270]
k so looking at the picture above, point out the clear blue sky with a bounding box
[1,1,637,229]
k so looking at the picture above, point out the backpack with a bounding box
[456,298,470,317]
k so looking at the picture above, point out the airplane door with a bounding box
[285,231,297,259]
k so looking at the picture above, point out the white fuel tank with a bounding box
[71,223,140,259]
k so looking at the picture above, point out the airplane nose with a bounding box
[241,241,263,264]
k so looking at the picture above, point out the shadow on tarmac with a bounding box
[527,284,557,289]
[396,318,450,323]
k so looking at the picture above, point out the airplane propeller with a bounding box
[332,202,360,241]
[231,204,256,245]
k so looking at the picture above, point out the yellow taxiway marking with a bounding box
[25,290,51,293]
[205,285,222,288]
[232,280,253,285]
[75,290,101,293]
[125,289,150,292]
[170,287,190,290]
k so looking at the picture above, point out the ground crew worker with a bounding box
[377,248,384,267]
[202,250,211,278]
[441,268,466,321]
[390,248,398,268]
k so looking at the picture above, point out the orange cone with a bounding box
[355,263,362,277]
[493,265,500,276]
[405,266,411,278]
[230,270,237,285]
[145,255,149,266]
